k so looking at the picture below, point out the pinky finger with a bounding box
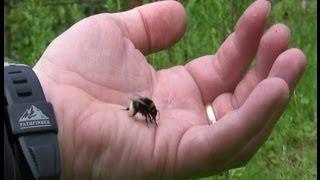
[222,48,306,168]
[175,78,289,177]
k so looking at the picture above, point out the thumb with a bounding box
[111,0,187,55]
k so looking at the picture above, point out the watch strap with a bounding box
[4,63,61,180]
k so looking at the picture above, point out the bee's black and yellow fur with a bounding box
[124,96,159,127]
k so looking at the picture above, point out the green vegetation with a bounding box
[5,0,316,179]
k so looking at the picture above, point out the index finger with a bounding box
[186,0,271,103]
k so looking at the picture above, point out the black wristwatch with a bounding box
[4,62,61,180]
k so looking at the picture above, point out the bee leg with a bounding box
[145,115,149,128]
[154,118,158,127]
[148,114,158,127]
[129,109,139,117]
[147,113,152,123]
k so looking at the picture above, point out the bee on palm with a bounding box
[124,95,160,127]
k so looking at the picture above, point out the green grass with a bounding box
[5,0,316,179]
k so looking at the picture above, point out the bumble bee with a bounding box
[124,96,159,127]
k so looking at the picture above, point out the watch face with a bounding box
[4,57,29,67]
[4,61,29,67]
[4,61,11,66]
[4,57,18,64]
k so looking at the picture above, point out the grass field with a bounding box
[4,0,317,179]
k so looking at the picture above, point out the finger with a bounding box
[111,1,187,55]
[223,103,285,169]
[222,48,306,168]
[268,48,307,91]
[232,23,290,106]
[176,78,289,176]
[212,23,290,119]
[255,23,290,78]
[185,0,270,103]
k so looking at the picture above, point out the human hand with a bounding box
[33,0,306,179]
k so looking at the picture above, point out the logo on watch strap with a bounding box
[18,105,51,129]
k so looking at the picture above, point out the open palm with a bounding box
[33,1,306,179]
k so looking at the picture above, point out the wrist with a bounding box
[33,63,77,180]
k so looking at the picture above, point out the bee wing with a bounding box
[129,96,147,106]
[132,92,143,97]
[130,93,145,100]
